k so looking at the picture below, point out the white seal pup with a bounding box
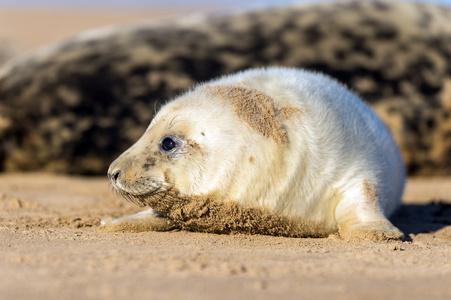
[104,67,405,241]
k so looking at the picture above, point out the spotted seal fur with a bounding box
[0,0,450,175]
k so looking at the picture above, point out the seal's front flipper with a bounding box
[100,208,177,232]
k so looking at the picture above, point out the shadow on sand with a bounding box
[391,201,451,239]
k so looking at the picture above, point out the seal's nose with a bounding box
[108,169,121,184]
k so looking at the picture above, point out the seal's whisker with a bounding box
[153,98,162,114]
[169,114,179,126]
[111,183,166,208]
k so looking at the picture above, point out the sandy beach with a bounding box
[0,173,450,299]
[0,3,233,54]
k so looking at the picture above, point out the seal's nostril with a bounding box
[109,169,121,183]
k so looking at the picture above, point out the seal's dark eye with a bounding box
[160,136,177,152]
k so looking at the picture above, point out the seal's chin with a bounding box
[108,174,177,207]
[112,185,165,207]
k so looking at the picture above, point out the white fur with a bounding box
[107,67,405,240]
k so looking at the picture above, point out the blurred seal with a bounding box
[0,1,450,175]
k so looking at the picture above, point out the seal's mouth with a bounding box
[113,187,184,214]
[109,175,175,207]
[111,184,165,207]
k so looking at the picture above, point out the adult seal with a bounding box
[104,67,405,241]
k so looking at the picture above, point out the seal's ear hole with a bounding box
[159,135,180,152]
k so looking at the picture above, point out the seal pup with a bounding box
[104,67,405,241]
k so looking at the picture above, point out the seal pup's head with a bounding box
[107,80,290,207]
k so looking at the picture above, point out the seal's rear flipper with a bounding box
[334,179,403,242]
[100,208,177,232]
[338,219,403,242]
